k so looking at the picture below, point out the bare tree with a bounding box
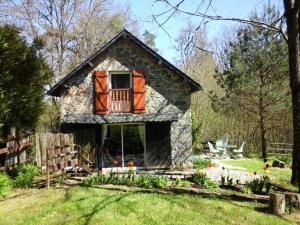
[68,2,136,70]
[174,21,209,73]
[152,0,300,191]
[0,0,135,81]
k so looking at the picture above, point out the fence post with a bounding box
[46,148,50,188]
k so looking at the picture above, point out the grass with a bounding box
[0,187,299,225]
[222,158,297,192]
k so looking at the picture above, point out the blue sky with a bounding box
[116,0,284,63]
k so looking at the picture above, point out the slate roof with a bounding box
[62,113,179,124]
[47,29,202,96]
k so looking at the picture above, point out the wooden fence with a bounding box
[35,132,75,167]
[267,143,293,155]
[0,132,31,170]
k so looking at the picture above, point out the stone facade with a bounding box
[60,38,193,168]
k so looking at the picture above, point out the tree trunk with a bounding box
[269,192,286,215]
[285,192,300,209]
[259,84,267,159]
[283,0,300,191]
[16,128,20,166]
[260,127,267,159]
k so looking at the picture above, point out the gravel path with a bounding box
[201,160,256,184]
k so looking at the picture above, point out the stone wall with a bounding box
[60,37,193,168]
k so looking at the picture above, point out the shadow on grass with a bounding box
[61,187,136,225]
[94,185,269,204]
[83,193,133,225]
[0,192,27,202]
[58,185,272,225]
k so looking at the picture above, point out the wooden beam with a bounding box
[0,147,8,154]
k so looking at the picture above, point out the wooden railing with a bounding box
[267,143,293,155]
[109,88,131,113]
[0,133,31,155]
[46,144,94,187]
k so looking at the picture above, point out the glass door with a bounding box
[123,124,145,167]
[102,125,122,168]
[102,124,145,168]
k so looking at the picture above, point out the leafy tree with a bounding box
[210,6,290,158]
[36,102,60,133]
[0,25,52,163]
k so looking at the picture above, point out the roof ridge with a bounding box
[47,29,201,96]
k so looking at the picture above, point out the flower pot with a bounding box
[127,161,134,167]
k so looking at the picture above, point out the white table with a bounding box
[216,144,237,158]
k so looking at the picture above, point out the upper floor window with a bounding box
[109,72,132,113]
[94,70,146,114]
[110,73,131,89]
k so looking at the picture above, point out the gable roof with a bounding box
[47,29,202,96]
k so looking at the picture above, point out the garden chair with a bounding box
[215,133,229,148]
[215,134,229,158]
[232,142,244,159]
[207,142,220,158]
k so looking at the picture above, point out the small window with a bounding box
[110,73,131,89]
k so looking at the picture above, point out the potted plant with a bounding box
[112,160,118,167]
[127,161,134,167]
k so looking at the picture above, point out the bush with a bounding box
[82,172,134,187]
[14,164,37,188]
[0,173,13,198]
[136,175,167,189]
[82,173,168,189]
[193,159,212,169]
[246,175,271,194]
[171,178,191,188]
[220,175,234,186]
[192,171,218,189]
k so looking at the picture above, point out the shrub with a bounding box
[0,173,13,198]
[226,175,234,186]
[83,172,134,187]
[136,175,167,189]
[221,175,226,185]
[192,171,218,189]
[82,173,179,189]
[171,178,191,188]
[246,175,271,194]
[193,159,211,169]
[14,164,37,188]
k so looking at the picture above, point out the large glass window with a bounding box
[102,125,122,167]
[123,124,145,167]
[102,124,145,168]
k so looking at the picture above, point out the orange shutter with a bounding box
[132,70,146,113]
[94,70,108,114]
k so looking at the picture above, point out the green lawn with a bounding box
[0,187,299,225]
[222,158,297,191]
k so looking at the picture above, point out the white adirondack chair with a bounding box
[208,142,219,158]
[215,133,229,158]
[216,133,229,147]
[233,142,244,159]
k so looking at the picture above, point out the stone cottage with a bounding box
[47,29,201,170]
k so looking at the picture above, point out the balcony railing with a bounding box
[109,88,131,113]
